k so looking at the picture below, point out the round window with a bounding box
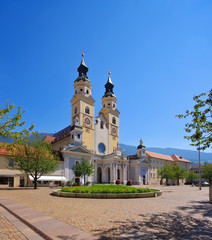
[98,143,105,153]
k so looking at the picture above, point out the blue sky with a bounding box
[0,0,212,151]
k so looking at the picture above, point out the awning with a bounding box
[29,176,67,181]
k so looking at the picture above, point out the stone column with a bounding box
[123,164,127,185]
[94,162,97,184]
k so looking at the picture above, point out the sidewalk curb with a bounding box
[0,196,98,240]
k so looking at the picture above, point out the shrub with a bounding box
[126,180,132,186]
[61,182,65,188]
[67,180,73,187]
[116,179,121,185]
[86,181,91,186]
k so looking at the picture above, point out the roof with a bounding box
[171,154,191,163]
[44,136,56,143]
[191,163,212,169]
[146,151,191,163]
[53,125,72,142]
[146,151,174,161]
[0,143,10,156]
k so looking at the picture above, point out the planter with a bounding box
[52,189,162,199]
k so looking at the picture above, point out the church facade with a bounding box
[51,55,150,185]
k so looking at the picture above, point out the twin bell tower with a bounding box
[70,54,120,155]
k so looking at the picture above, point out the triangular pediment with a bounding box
[62,145,91,154]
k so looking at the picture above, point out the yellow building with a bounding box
[53,54,120,155]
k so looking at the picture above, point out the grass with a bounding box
[60,184,158,194]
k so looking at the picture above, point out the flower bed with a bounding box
[60,184,156,194]
[52,185,162,199]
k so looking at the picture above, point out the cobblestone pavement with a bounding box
[0,185,211,240]
[0,208,27,240]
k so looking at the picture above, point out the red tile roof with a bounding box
[0,143,10,156]
[146,151,174,161]
[171,154,191,163]
[44,136,56,143]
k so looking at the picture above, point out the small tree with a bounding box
[186,170,198,184]
[176,89,212,151]
[0,101,34,142]
[202,164,212,184]
[172,165,187,185]
[72,157,94,184]
[7,133,59,189]
[158,164,174,186]
[176,89,212,190]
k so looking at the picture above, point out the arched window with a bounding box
[74,106,77,115]
[75,90,77,95]
[77,134,80,139]
[112,117,116,125]
[85,106,90,114]
[86,89,89,94]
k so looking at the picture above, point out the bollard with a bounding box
[209,186,212,204]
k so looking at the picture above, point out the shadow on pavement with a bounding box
[94,210,212,240]
[177,200,212,218]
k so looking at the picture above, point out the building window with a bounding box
[74,106,77,115]
[80,88,83,91]
[72,134,74,139]
[77,134,80,139]
[76,161,79,165]
[108,103,110,106]
[113,104,115,108]
[100,121,104,129]
[112,117,116,125]
[98,143,105,153]
[75,90,77,95]
[103,104,105,108]
[85,106,90,114]
[8,160,15,168]
[86,89,89,94]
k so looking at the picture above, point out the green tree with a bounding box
[172,165,187,185]
[72,157,94,184]
[202,164,212,184]
[0,101,34,142]
[176,89,212,151]
[176,89,212,190]
[186,170,198,184]
[158,164,175,186]
[7,133,59,189]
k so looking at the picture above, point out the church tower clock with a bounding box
[99,72,120,153]
[70,54,95,151]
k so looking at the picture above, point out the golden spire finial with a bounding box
[108,68,111,76]
[81,49,85,59]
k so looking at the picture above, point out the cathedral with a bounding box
[50,54,150,185]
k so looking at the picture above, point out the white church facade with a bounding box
[49,54,150,185]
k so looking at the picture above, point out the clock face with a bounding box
[112,126,117,135]
[84,117,91,126]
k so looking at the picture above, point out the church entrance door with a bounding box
[143,175,146,185]
[97,167,102,183]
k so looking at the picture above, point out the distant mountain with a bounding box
[119,143,212,165]
[1,135,211,165]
